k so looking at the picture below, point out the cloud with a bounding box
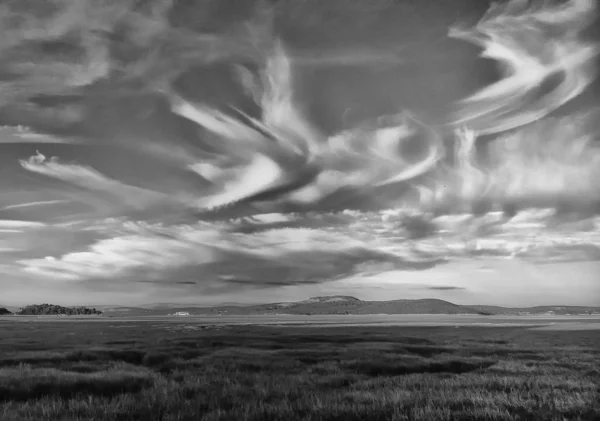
[0,200,72,211]
[0,0,273,136]
[449,0,598,134]
[1,0,599,309]
[427,286,466,291]
[9,209,600,294]
[18,151,192,219]
[166,51,444,211]
[0,220,106,263]
[3,209,600,305]
[17,221,444,290]
[0,1,111,107]
[0,220,46,229]
[0,126,76,144]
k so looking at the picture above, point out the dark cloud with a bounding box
[427,286,466,291]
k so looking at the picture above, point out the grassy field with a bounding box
[0,321,599,421]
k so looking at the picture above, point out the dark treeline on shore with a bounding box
[1,304,102,316]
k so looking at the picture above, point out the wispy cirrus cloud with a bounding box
[0,126,76,144]
[17,151,197,220]
[0,200,72,211]
[449,0,598,134]
[0,0,171,103]
[0,220,46,229]
[0,0,272,136]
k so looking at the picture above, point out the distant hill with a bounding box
[466,305,600,316]
[103,297,475,316]
[0,304,18,314]
[0,307,13,316]
[101,296,600,317]
[15,304,103,316]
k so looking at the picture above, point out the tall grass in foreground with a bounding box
[0,322,599,420]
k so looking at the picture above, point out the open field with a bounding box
[1,319,599,420]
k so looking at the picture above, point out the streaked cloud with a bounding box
[0,220,45,228]
[17,151,197,220]
[0,126,76,144]
[0,0,598,308]
[0,200,72,211]
[17,222,440,288]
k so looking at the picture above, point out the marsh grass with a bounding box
[0,322,598,420]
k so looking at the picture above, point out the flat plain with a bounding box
[1,316,599,421]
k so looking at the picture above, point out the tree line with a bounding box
[13,304,103,316]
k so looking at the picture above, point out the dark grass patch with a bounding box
[0,348,205,371]
[103,340,139,346]
[141,352,171,367]
[480,339,510,345]
[236,359,308,374]
[0,349,148,368]
[467,348,549,358]
[345,358,497,377]
[0,367,153,402]
[395,344,454,357]
[0,354,66,368]
[312,373,361,388]
[64,349,146,365]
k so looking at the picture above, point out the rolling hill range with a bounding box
[98,296,600,317]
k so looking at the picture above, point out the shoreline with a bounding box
[2,313,600,331]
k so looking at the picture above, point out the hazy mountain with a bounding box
[0,305,18,314]
[468,305,600,316]
[100,296,600,317]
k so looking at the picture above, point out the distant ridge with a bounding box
[0,305,19,314]
[100,296,600,317]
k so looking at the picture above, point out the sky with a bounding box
[1,0,600,307]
